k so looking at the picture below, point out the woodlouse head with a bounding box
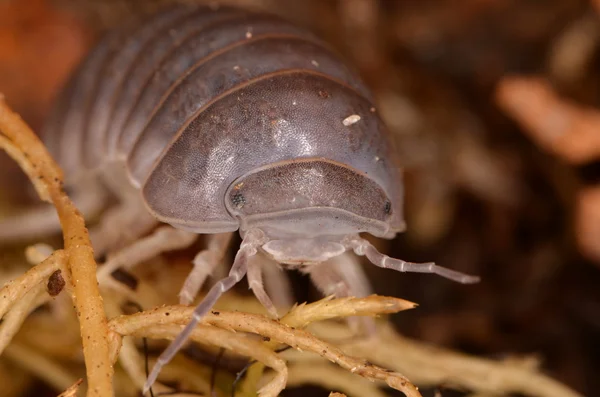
[223,157,398,265]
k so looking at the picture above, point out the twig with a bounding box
[109,303,422,397]
[305,322,583,397]
[58,379,84,397]
[287,362,388,397]
[0,97,113,397]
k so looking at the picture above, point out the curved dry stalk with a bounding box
[58,379,84,397]
[111,323,288,397]
[25,243,57,265]
[0,97,112,396]
[116,335,167,392]
[109,304,421,397]
[0,283,48,354]
[0,249,65,319]
[153,355,226,397]
[281,295,417,328]
[13,310,81,361]
[242,294,416,393]
[307,322,583,397]
[287,362,389,397]
[4,342,76,392]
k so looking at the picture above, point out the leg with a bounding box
[329,252,373,298]
[306,254,376,335]
[89,201,158,257]
[90,161,158,256]
[143,229,267,393]
[331,253,377,336]
[344,235,481,284]
[261,257,294,314]
[97,225,198,283]
[246,252,286,318]
[0,179,108,244]
[304,260,351,298]
[179,232,234,305]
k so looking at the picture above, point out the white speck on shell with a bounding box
[343,114,361,126]
[311,59,319,67]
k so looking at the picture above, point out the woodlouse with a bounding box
[2,3,480,390]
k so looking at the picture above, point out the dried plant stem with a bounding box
[308,322,583,397]
[242,295,416,394]
[0,285,47,354]
[281,295,417,328]
[287,362,389,397]
[4,342,76,392]
[58,379,84,397]
[155,355,225,396]
[114,323,287,396]
[0,250,65,319]
[109,303,421,397]
[0,97,113,397]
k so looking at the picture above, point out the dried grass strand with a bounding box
[281,295,417,328]
[0,284,47,355]
[309,322,583,397]
[118,323,288,397]
[242,295,416,394]
[0,97,113,396]
[109,303,421,397]
[3,342,76,392]
[287,362,388,397]
[58,379,84,397]
[0,249,65,319]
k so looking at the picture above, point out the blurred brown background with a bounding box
[1,0,600,396]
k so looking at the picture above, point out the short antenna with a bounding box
[344,235,480,284]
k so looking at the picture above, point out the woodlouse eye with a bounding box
[231,192,246,209]
[384,201,392,215]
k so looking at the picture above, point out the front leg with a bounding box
[97,225,198,282]
[304,253,376,335]
[179,232,234,305]
[247,252,294,318]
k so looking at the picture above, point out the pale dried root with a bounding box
[57,379,84,397]
[281,294,418,328]
[0,97,112,396]
[240,294,417,393]
[0,282,49,355]
[302,321,583,397]
[3,342,76,392]
[151,355,225,396]
[287,362,389,397]
[108,296,422,397]
[0,250,65,320]
[134,325,287,397]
